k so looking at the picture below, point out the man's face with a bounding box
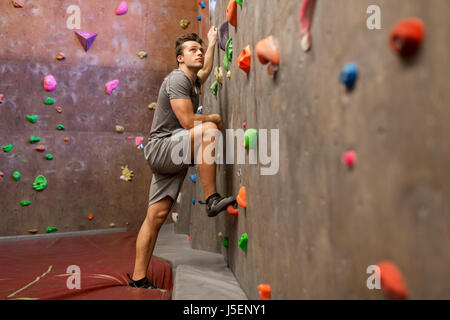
[179,41,204,69]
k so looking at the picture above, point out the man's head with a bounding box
[175,33,204,69]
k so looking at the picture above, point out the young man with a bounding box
[128,28,236,289]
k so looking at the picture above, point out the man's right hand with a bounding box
[209,113,223,132]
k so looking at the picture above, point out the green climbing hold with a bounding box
[238,233,248,252]
[45,154,53,160]
[226,37,233,62]
[211,81,219,96]
[44,97,55,105]
[244,129,258,149]
[223,54,230,71]
[30,136,41,144]
[3,144,12,152]
[20,200,31,206]
[26,115,38,123]
[33,175,47,191]
[12,171,21,181]
[222,236,229,248]
[56,124,65,130]
[235,0,243,6]
[46,226,58,233]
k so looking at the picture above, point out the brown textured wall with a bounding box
[177,0,450,299]
[0,0,199,236]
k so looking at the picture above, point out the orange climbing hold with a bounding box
[227,204,239,217]
[237,45,252,74]
[377,261,408,300]
[226,0,237,27]
[257,284,271,300]
[0,94,4,104]
[390,18,425,57]
[88,213,94,220]
[255,36,279,65]
[236,186,247,208]
[63,137,71,142]
[28,228,38,234]
[12,0,23,8]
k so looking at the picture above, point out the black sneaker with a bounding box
[127,273,157,289]
[200,193,237,217]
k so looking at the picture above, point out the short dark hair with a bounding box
[175,33,203,65]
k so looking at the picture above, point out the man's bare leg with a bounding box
[132,196,173,281]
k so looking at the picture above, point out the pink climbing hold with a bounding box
[115,1,128,15]
[75,31,98,52]
[43,75,57,91]
[105,80,119,95]
[342,150,357,168]
[135,136,144,146]
[299,0,317,52]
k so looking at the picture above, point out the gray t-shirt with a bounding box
[149,69,201,141]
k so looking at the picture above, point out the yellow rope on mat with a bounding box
[6,265,53,299]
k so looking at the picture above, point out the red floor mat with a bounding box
[0,231,173,300]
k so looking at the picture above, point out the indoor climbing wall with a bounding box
[178,0,450,299]
[0,0,199,236]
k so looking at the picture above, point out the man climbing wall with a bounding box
[128,27,237,288]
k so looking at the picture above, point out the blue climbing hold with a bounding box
[192,199,196,206]
[197,15,202,21]
[339,62,358,89]
[200,1,206,9]
[189,173,197,183]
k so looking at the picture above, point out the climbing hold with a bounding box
[88,213,94,220]
[125,221,130,226]
[236,186,247,208]
[172,212,179,223]
[192,199,196,206]
[255,36,279,66]
[43,75,57,91]
[148,102,157,110]
[222,236,229,248]
[226,70,231,79]
[56,52,65,61]
[226,37,233,62]
[227,203,239,217]
[299,0,317,52]
[56,124,65,130]
[218,232,223,238]
[3,144,12,152]
[135,136,144,146]
[390,18,425,57]
[105,79,119,95]
[339,62,358,90]
[20,200,31,206]
[235,0,243,6]
[63,137,71,142]
[210,81,219,96]
[46,227,58,233]
[179,19,191,29]
[238,233,248,252]
[115,125,125,133]
[109,222,116,228]
[0,93,4,103]
[244,128,258,149]
[257,284,271,300]
[342,150,357,168]
[214,67,224,85]
[120,165,134,181]
[33,175,47,191]
[75,31,98,52]
[226,0,237,27]
[115,1,128,15]
[223,55,230,72]
[28,229,38,234]
[189,173,197,183]
[56,106,62,113]
[0,171,4,180]
[377,261,408,300]
[242,122,247,129]
[137,51,148,59]
[219,22,229,51]
[35,145,45,152]
[44,97,55,105]
[45,154,53,160]
[199,1,206,9]
[197,15,202,21]
[26,115,38,123]
[29,136,41,144]
[12,171,21,181]
[237,45,252,73]
[12,1,23,8]
[189,234,192,243]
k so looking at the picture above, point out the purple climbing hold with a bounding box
[75,31,98,52]
[219,22,229,51]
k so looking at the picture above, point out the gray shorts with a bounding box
[144,130,191,208]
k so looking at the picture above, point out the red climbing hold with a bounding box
[255,36,279,66]
[226,0,237,27]
[257,284,271,300]
[237,45,252,74]
[227,204,239,217]
[0,93,4,104]
[236,186,247,208]
[342,150,356,168]
[390,18,425,57]
[377,261,408,300]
